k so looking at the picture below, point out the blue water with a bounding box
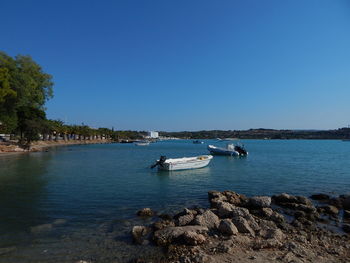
[0,139,349,262]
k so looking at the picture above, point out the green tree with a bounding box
[0,51,53,135]
[16,106,46,146]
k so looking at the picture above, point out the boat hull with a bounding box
[158,155,213,171]
[207,145,239,156]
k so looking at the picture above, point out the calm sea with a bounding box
[0,140,349,262]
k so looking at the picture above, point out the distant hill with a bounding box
[159,128,350,140]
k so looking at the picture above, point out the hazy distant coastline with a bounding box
[160,127,350,140]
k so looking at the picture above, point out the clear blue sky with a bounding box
[1,0,350,131]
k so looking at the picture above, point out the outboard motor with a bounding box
[151,155,167,169]
[234,145,248,156]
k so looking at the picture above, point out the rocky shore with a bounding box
[0,139,112,154]
[131,191,350,263]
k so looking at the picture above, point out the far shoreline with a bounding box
[0,139,113,156]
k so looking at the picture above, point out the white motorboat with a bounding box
[151,155,213,171]
[135,141,150,146]
[207,143,248,156]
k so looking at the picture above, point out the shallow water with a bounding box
[0,139,349,262]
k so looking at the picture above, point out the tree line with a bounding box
[0,51,143,146]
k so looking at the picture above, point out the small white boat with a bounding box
[135,141,150,146]
[151,155,213,171]
[193,140,204,144]
[208,143,248,156]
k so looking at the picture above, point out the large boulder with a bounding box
[232,216,255,236]
[273,193,298,204]
[273,193,313,207]
[177,213,195,226]
[217,201,236,218]
[153,225,208,246]
[249,196,271,208]
[193,210,220,229]
[218,219,238,235]
[208,191,227,208]
[231,207,251,218]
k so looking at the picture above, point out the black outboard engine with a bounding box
[234,145,248,156]
[151,155,167,168]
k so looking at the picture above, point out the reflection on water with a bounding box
[0,140,350,262]
[0,153,52,234]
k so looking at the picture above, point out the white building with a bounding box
[147,131,159,138]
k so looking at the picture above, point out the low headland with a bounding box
[130,190,350,263]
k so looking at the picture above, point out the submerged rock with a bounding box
[30,224,53,234]
[131,226,151,244]
[0,246,16,255]
[310,193,330,201]
[153,220,175,231]
[52,219,67,226]
[137,208,155,217]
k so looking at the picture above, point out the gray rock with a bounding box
[30,224,53,234]
[217,201,236,218]
[261,208,285,223]
[193,210,220,229]
[273,193,298,204]
[296,196,313,206]
[218,219,238,235]
[264,228,285,242]
[232,216,255,236]
[231,206,251,218]
[208,190,226,200]
[153,225,208,246]
[223,190,246,205]
[182,231,206,245]
[249,196,271,208]
[137,208,154,217]
[177,213,195,226]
